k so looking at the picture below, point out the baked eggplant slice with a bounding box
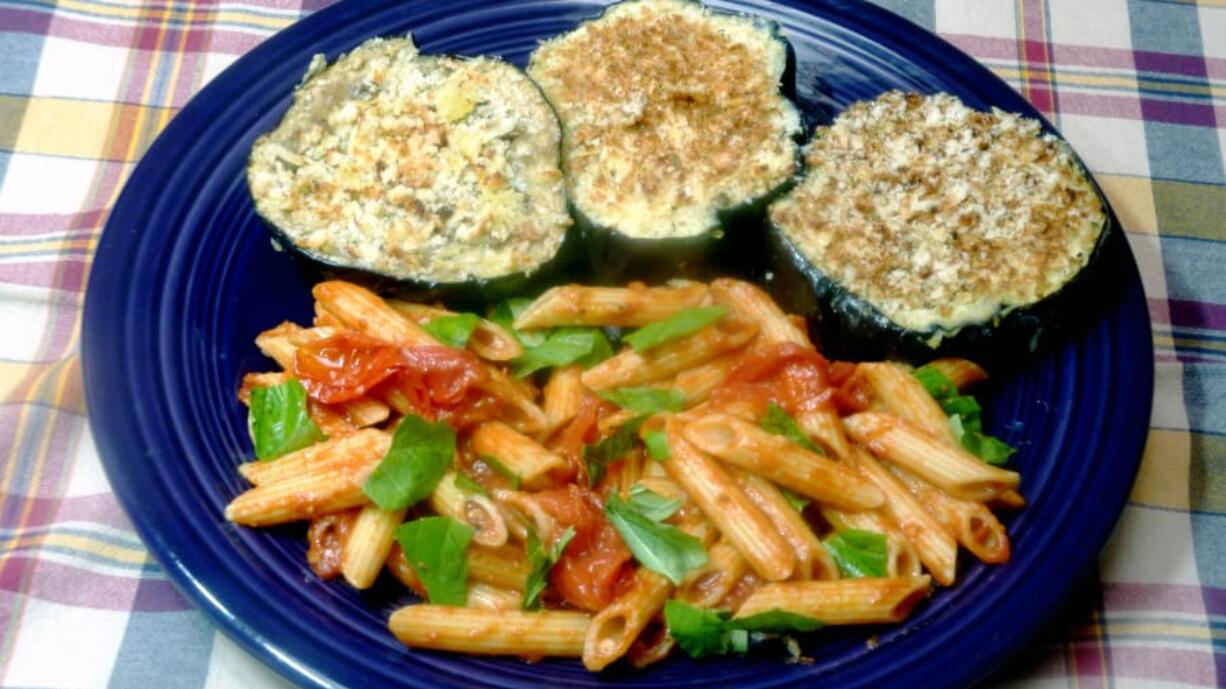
[527,0,802,282]
[247,37,573,305]
[767,91,1110,366]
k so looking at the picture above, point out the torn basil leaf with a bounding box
[249,379,325,460]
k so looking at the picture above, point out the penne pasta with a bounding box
[389,606,590,658]
[677,538,748,607]
[225,458,378,527]
[729,467,839,581]
[734,576,932,625]
[859,362,953,446]
[662,418,795,581]
[845,448,958,586]
[682,414,884,511]
[581,319,758,391]
[709,278,808,345]
[341,505,406,589]
[429,471,509,548]
[513,283,708,330]
[388,299,524,361]
[237,429,390,486]
[795,409,855,462]
[889,465,1011,564]
[470,422,567,489]
[924,357,989,391]
[843,411,1021,502]
[466,583,524,611]
[541,366,585,433]
[583,569,672,671]
[667,354,742,407]
[467,544,530,592]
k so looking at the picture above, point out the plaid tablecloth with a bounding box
[1,0,1222,687]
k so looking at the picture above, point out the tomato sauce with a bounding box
[533,485,633,612]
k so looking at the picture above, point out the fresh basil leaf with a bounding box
[777,486,810,513]
[478,454,521,490]
[453,472,488,496]
[627,484,682,522]
[733,609,823,633]
[363,414,454,510]
[598,387,685,414]
[249,379,325,460]
[951,415,1017,465]
[583,416,647,487]
[623,306,727,353]
[914,365,957,399]
[665,601,738,658]
[489,298,546,348]
[422,313,481,348]
[823,529,888,578]
[395,516,472,606]
[643,430,671,461]
[664,601,822,659]
[761,402,822,454]
[513,327,613,377]
[605,493,707,584]
[916,366,1017,466]
[522,526,576,610]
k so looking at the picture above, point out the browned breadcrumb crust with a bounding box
[770,91,1105,332]
[529,0,799,238]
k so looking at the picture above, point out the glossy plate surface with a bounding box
[82,1,1154,687]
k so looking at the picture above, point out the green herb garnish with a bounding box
[643,430,671,461]
[623,306,726,353]
[395,516,472,606]
[583,415,647,487]
[605,493,707,584]
[626,484,683,522]
[914,365,1017,465]
[512,327,613,377]
[249,379,325,460]
[663,600,822,658]
[453,472,488,496]
[522,526,575,610]
[823,529,888,578]
[422,313,481,348]
[478,454,521,490]
[761,401,821,454]
[598,387,685,414]
[362,414,454,510]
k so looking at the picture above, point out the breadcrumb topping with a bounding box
[247,38,570,283]
[770,91,1106,333]
[528,0,801,239]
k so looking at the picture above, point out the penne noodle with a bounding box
[224,458,378,526]
[341,397,391,429]
[795,408,855,462]
[314,281,548,435]
[466,583,524,611]
[667,354,741,407]
[310,402,357,438]
[734,576,932,625]
[341,505,406,589]
[541,366,585,432]
[925,357,989,391]
[859,362,953,446]
[729,467,839,581]
[513,283,708,330]
[237,429,390,486]
[389,606,590,658]
[709,278,808,345]
[491,489,559,545]
[314,301,344,328]
[470,422,567,489]
[843,412,1021,502]
[597,408,641,436]
[846,448,958,586]
[388,299,523,361]
[677,539,748,607]
[581,319,758,391]
[583,569,672,671]
[467,544,530,592]
[993,489,1027,510]
[662,418,795,581]
[682,414,884,512]
[821,507,923,578]
[889,465,1011,564]
[429,471,509,547]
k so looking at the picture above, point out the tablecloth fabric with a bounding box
[0,0,1222,687]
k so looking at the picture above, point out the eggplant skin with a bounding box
[765,209,1126,371]
[247,37,572,307]
[528,0,802,284]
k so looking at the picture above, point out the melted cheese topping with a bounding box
[528,0,801,239]
[247,38,570,284]
[770,91,1106,333]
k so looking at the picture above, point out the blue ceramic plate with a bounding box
[82,1,1154,687]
